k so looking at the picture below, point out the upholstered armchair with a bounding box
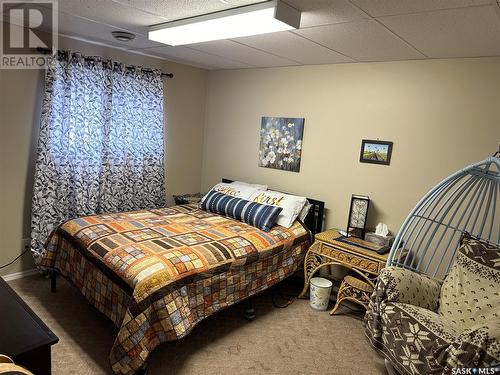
[364,237,500,375]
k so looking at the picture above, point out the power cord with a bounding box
[0,249,30,270]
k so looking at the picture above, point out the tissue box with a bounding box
[365,232,394,248]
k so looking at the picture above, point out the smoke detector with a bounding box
[111,31,136,42]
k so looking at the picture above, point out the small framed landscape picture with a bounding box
[359,139,393,166]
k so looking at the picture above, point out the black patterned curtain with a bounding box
[31,52,166,259]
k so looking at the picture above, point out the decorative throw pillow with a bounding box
[438,236,500,329]
[248,190,307,228]
[201,182,260,203]
[230,180,268,191]
[201,191,282,232]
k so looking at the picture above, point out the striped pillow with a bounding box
[201,191,282,232]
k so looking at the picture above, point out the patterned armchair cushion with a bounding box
[364,266,442,343]
[438,237,500,329]
[378,266,442,312]
[366,302,459,375]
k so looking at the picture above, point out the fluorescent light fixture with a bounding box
[148,0,301,46]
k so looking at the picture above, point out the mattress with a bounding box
[38,204,311,374]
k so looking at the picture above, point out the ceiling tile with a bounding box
[286,0,369,27]
[350,0,491,17]
[112,0,262,22]
[4,0,498,70]
[0,3,152,50]
[57,12,161,50]
[137,45,253,70]
[188,39,300,67]
[296,20,425,61]
[234,31,354,64]
[4,1,163,50]
[55,0,168,36]
[379,5,500,58]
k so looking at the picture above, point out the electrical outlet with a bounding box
[22,238,30,252]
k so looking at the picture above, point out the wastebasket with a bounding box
[309,277,333,311]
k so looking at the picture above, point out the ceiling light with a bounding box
[112,31,136,42]
[148,0,301,46]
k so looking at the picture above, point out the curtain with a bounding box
[31,51,166,259]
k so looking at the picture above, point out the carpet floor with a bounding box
[8,275,386,375]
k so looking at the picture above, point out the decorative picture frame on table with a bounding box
[258,116,304,173]
[347,194,370,239]
[359,139,393,165]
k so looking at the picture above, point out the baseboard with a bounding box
[1,269,39,282]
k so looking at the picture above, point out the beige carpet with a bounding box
[8,275,385,375]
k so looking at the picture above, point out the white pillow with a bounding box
[248,190,307,228]
[230,180,268,191]
[201,182,259,203]
[299,200,312,222]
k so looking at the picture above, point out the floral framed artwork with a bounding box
[258,116,305,173]
[359,139,393,165]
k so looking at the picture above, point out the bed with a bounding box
[38,180,324,375]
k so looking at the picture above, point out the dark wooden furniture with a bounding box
[0,277,59,375]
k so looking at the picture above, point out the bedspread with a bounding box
[38,204,310,374]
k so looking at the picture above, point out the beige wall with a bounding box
[0,29,207,276]
[201,58,500,234]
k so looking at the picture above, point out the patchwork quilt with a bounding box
[38,204,310,375]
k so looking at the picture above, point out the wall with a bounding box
[0,26,207,276]
[201,57,500,234]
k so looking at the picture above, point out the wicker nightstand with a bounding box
[298,229,389,315]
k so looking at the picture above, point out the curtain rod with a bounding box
[36,47,174,78]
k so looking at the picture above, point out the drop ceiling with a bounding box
[2,0,500,70]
